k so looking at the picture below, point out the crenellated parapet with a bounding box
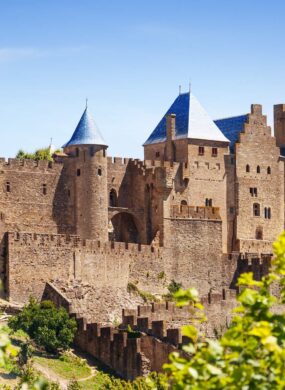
[43,282,185,378]
[0,158,62,172]
[7,231,161,255]
[170,205,221,220]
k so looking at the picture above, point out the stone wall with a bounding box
[6,214,225,325]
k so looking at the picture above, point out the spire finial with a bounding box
[179,85,182,95]
[85,98,88,109]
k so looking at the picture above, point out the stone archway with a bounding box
[110,212,139,243]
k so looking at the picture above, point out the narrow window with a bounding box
[264,207,268,219]
[250,187,258,197]
[222,288,226,300]
[6,182,10,193]
[267,166,271,174]
[256,227,263,240]
[76,169,81,176]
[155,151,160,157]
[212,147,218,157]
[109,189,118,207]
[246,164,250,173]
[68,189,71,198]
[206,198,212,207]
[230,207,234,214]
[253,203,260,217]
[257,165,260,174]
[98,168,102,176]
[42,184,47,195]
[268,207,271,219]
[198,146,204,156]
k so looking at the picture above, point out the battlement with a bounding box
[7,231,161,255]
[107,156,134,165]
[0,158,62,172]
[170,205,221,220]
[73,316,146,380]
[191,161,223,171]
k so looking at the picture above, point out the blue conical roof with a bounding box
[63,107,107,147]
[144,92,229,145]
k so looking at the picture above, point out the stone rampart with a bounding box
[0,158,62,171]
[170,205,221,220]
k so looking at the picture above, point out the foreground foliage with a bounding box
[159,232,285,389]
[9,300,77,354]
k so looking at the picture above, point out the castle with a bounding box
[1,91,285,377]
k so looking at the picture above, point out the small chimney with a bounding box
[166,114,176,141]
[165,114,176,162]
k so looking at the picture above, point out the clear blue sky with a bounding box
[1,0,285,159]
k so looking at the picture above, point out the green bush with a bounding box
[9,299,77,354]
[167,279,182,295]
[16,147,61,162]
[127,282,157,303]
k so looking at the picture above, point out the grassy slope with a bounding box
[33,355,91,380]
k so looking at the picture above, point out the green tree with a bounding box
[156,232,285,389]
[9,299,77,354]
[16,147,61,162]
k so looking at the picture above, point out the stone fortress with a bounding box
[1,90,285,378]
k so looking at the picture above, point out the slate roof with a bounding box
[214,115,248,151]
[144,92,229,145]
[63,107,107,148]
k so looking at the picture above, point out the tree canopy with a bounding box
[9,299,77,354]
[16,147,61,162]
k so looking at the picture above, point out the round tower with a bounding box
[63,105,108,242]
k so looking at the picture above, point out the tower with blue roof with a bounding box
[63,106,109,242]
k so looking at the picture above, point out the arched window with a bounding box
[42,184,47,195]
[98,168,102,176]
[246,164,250,173]
[256,226,263,240]
[253,203,260,217]
[180,200,187,211]
[267,166,271,174]
[6,182,10,193]
[109,189,118,207]
[264,207,268,219]
[257,165,260,174]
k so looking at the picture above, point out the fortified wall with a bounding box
[43,281,238,379]
[7,204,227,325]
